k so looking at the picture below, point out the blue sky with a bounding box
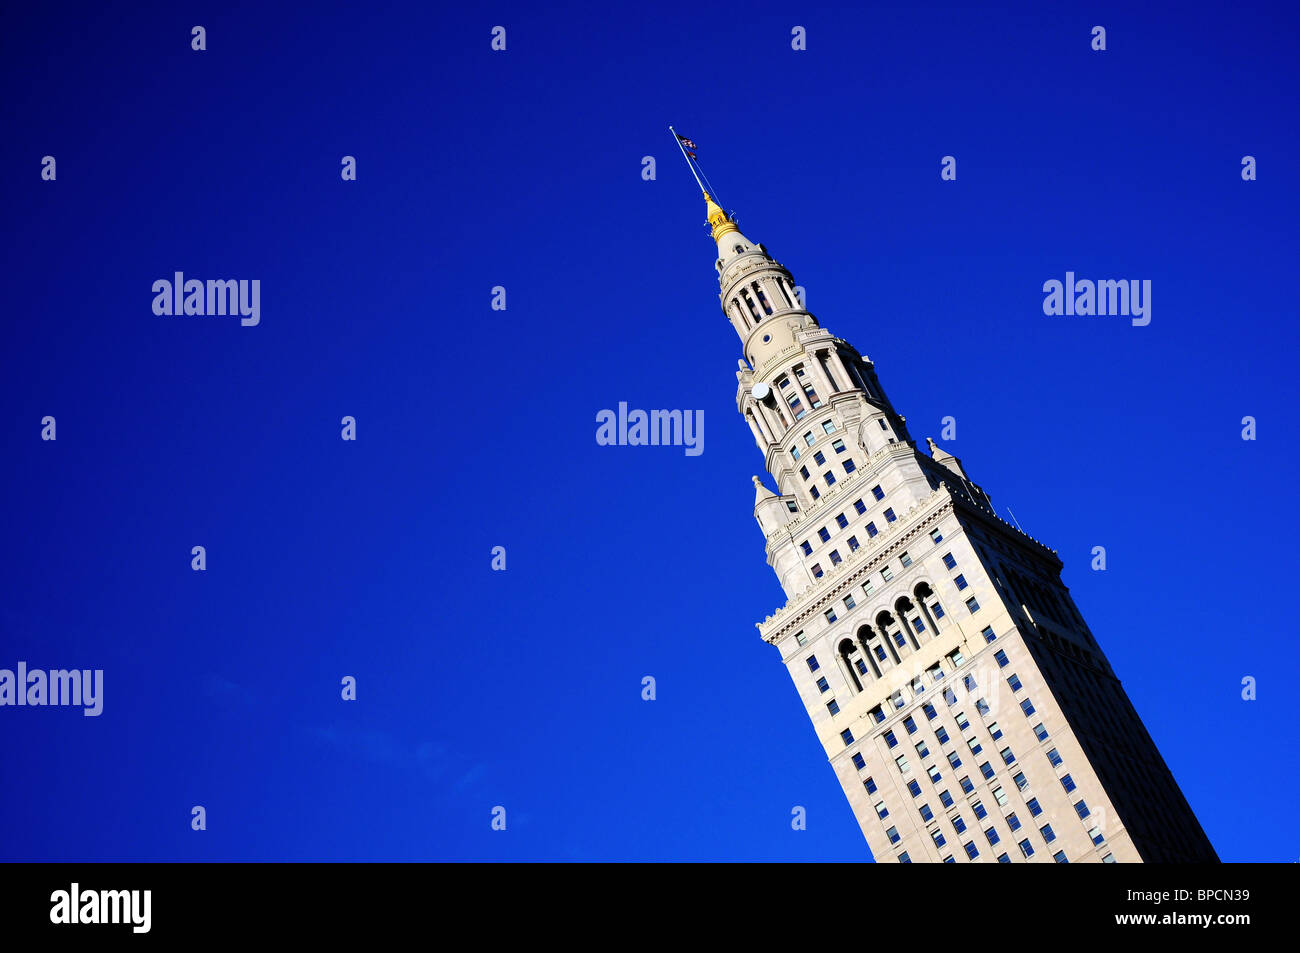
[1,0,1296,861]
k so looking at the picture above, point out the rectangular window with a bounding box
[1103,853,1115,863]
[866,522,878,538]
[825,607,838,622]
[902,716,917,735]
[835,512,848,529]
[891,690,906,709]
[832,438,846,454]
[952,814,967,834]
[933,830,947,848]
[1006,812,1021,831]
[853,498,867,515]
[980,761,995,780]
[799,466,810,481]
[822,420,836,435]
[948,648,965,668]
[1000,747,1016,766]
[840,729,854,746]
[954,574,968,590]
[989,722,1003,741]
[1075,800,1090,819]
[985,826,1000,846]
[884,730,898,749]
[919,803,933,822]
[872,485,885,501]
[1027,798,1042,817]
[955,711,970,732]
[852,753,866,771]
[1033,722,1049,741]
[800,540,813,555]
[847,535,860,552]
[865,776,877,794]
[795,631,807,647]
[947,752,962,769]
[1061,774,1076,793]
[975,697,990,716]
[964,841,979,860]
[804,432,816,447]
[885,508,897,522]
[886,826,900,844]
[828,552,842,568]
[827,699,840,715]
[1053,851,1068,864]
[966,597,980,613]
[922,703,937,720]
[935,725,950,744]
[856,658,869,675]
[844,594,856,610]
[992,787,1008,806]
[907,780,921,798]
[1021,698,1036,716]
[863,581,875,597]
[931,601,945,619]
[930,529,943,544]
[869,705,885,723]
[875,645,888,661]
[898,852,911,864]
[944,687,958,706]
[994,650,1009,668]
[1014,772,1029,791]
[1047,748,1062,767]
[981,626,996,643]
[939,789,954,808]
[900,551,912,568]
[966,737,982,756]
[927,765,942,784]
[1040,823,1056,843]
[959,776,974,794]
[811,563,823,578]
[806,656,820,672]
[790,446,801,461]
[843,459,857,474]
[997,853,1010,864]
[816,677,829,693]
[893,631,907,648]
[1089,826,1105,845]
[942,553,957,570]
[817,527,831,542]
[1019,839,1035,858]
[881,566,894,582]
[1007,674,1023,692]
[972,800,987,821]
[875,801,889,819]
[814,450,826,466]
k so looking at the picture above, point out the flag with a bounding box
[676,133,698,159]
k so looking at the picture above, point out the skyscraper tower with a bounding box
[699,191,1217,863]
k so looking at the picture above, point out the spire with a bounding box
[705,193,738,242]
[753,474,777,506]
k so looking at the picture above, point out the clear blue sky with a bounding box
[2,1,1296,861]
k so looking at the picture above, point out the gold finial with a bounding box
[705,192,738,242]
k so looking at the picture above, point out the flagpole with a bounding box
[669,126,708,196]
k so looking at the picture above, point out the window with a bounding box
[1007,674,1023,692]
[922,703,938,721]
[811,563,823,578]
[875,645,888,661]
[822,420,836,435]
[853,499,867,515]
[1027,798,1042,817]
[947,752,962,769]
[985,826,1000,846]
[1040,823,1056,843]
[814,451,826,466]
[893,631,907,648]
[851,752,866,771]
[943,855,955,863]
[939,789,954,808]
[1019,839,1035,858]
[900,551,912,568]
[865,777,877,794]
[868,705,884,723]
[835,512,848,529]
[843,459,857,474]
[1001,747,1016,766]
[884,730,898,749]
[966,737,983,756]
[840,729,855,746]
[800,540,813,556]
[975,697,990,716]
[809,486,820,500]
[903,716,918,734]
[968,680,983,699]
[1089,826,1105,846]
[790,445,801,461]
[1047,748,1063,767]
[806,656,820,672]
[1075,800,1090,819]
[878,418,888,431]
[1014,772,1029,791]
[1053,851,1068,864]
[965,597,980,613]
[875,801,889,819]
[993,786,1008,806]
[919,803,934,822]
[932,830,947,848]
[972,800,988,820]
[1061,774,1077,794]
[825,606,838,621]
[930,529,943,544]
[886,826,900,844]
[954,574,968,590]
[952,814,967,834]
[804,432,816,447]
[1102,853,1115,863]
[866,522,878,538]
[1004,815,1022,837]
[980,762,995,780]
[959,776,974,794]
[927,765,943,784]
[817,526,831,543]
[800,465,811,481]
[885,508,897,523]
[981,626,996,643]
[844,594,856,610]
[928,663,945,683]
[948,648,966,668]
[1033,722,1049,741]
[816,676,830,693]
[1021,699,1037,717]
[827,699,840,716]
[881,566,894,582]
[964,841,979,860]
[944,687,958,706]
[872,485,885,501]
[907,780,921,798]
[915,740,931,759]
[997,853,1010,863]
[931,602,946,619]
[942,553,957,570]
[994,650,1009,668]
[863,581,875,597]
[847,535,860,552]
[898,851,912,863]
[988,722,1003,741]
[955,711,970,732]
[891,690,906,710]
[895,755,909,773]
[795,631,807,647]
[856,657,869,676]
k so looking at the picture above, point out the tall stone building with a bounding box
[698,192,1217,863]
